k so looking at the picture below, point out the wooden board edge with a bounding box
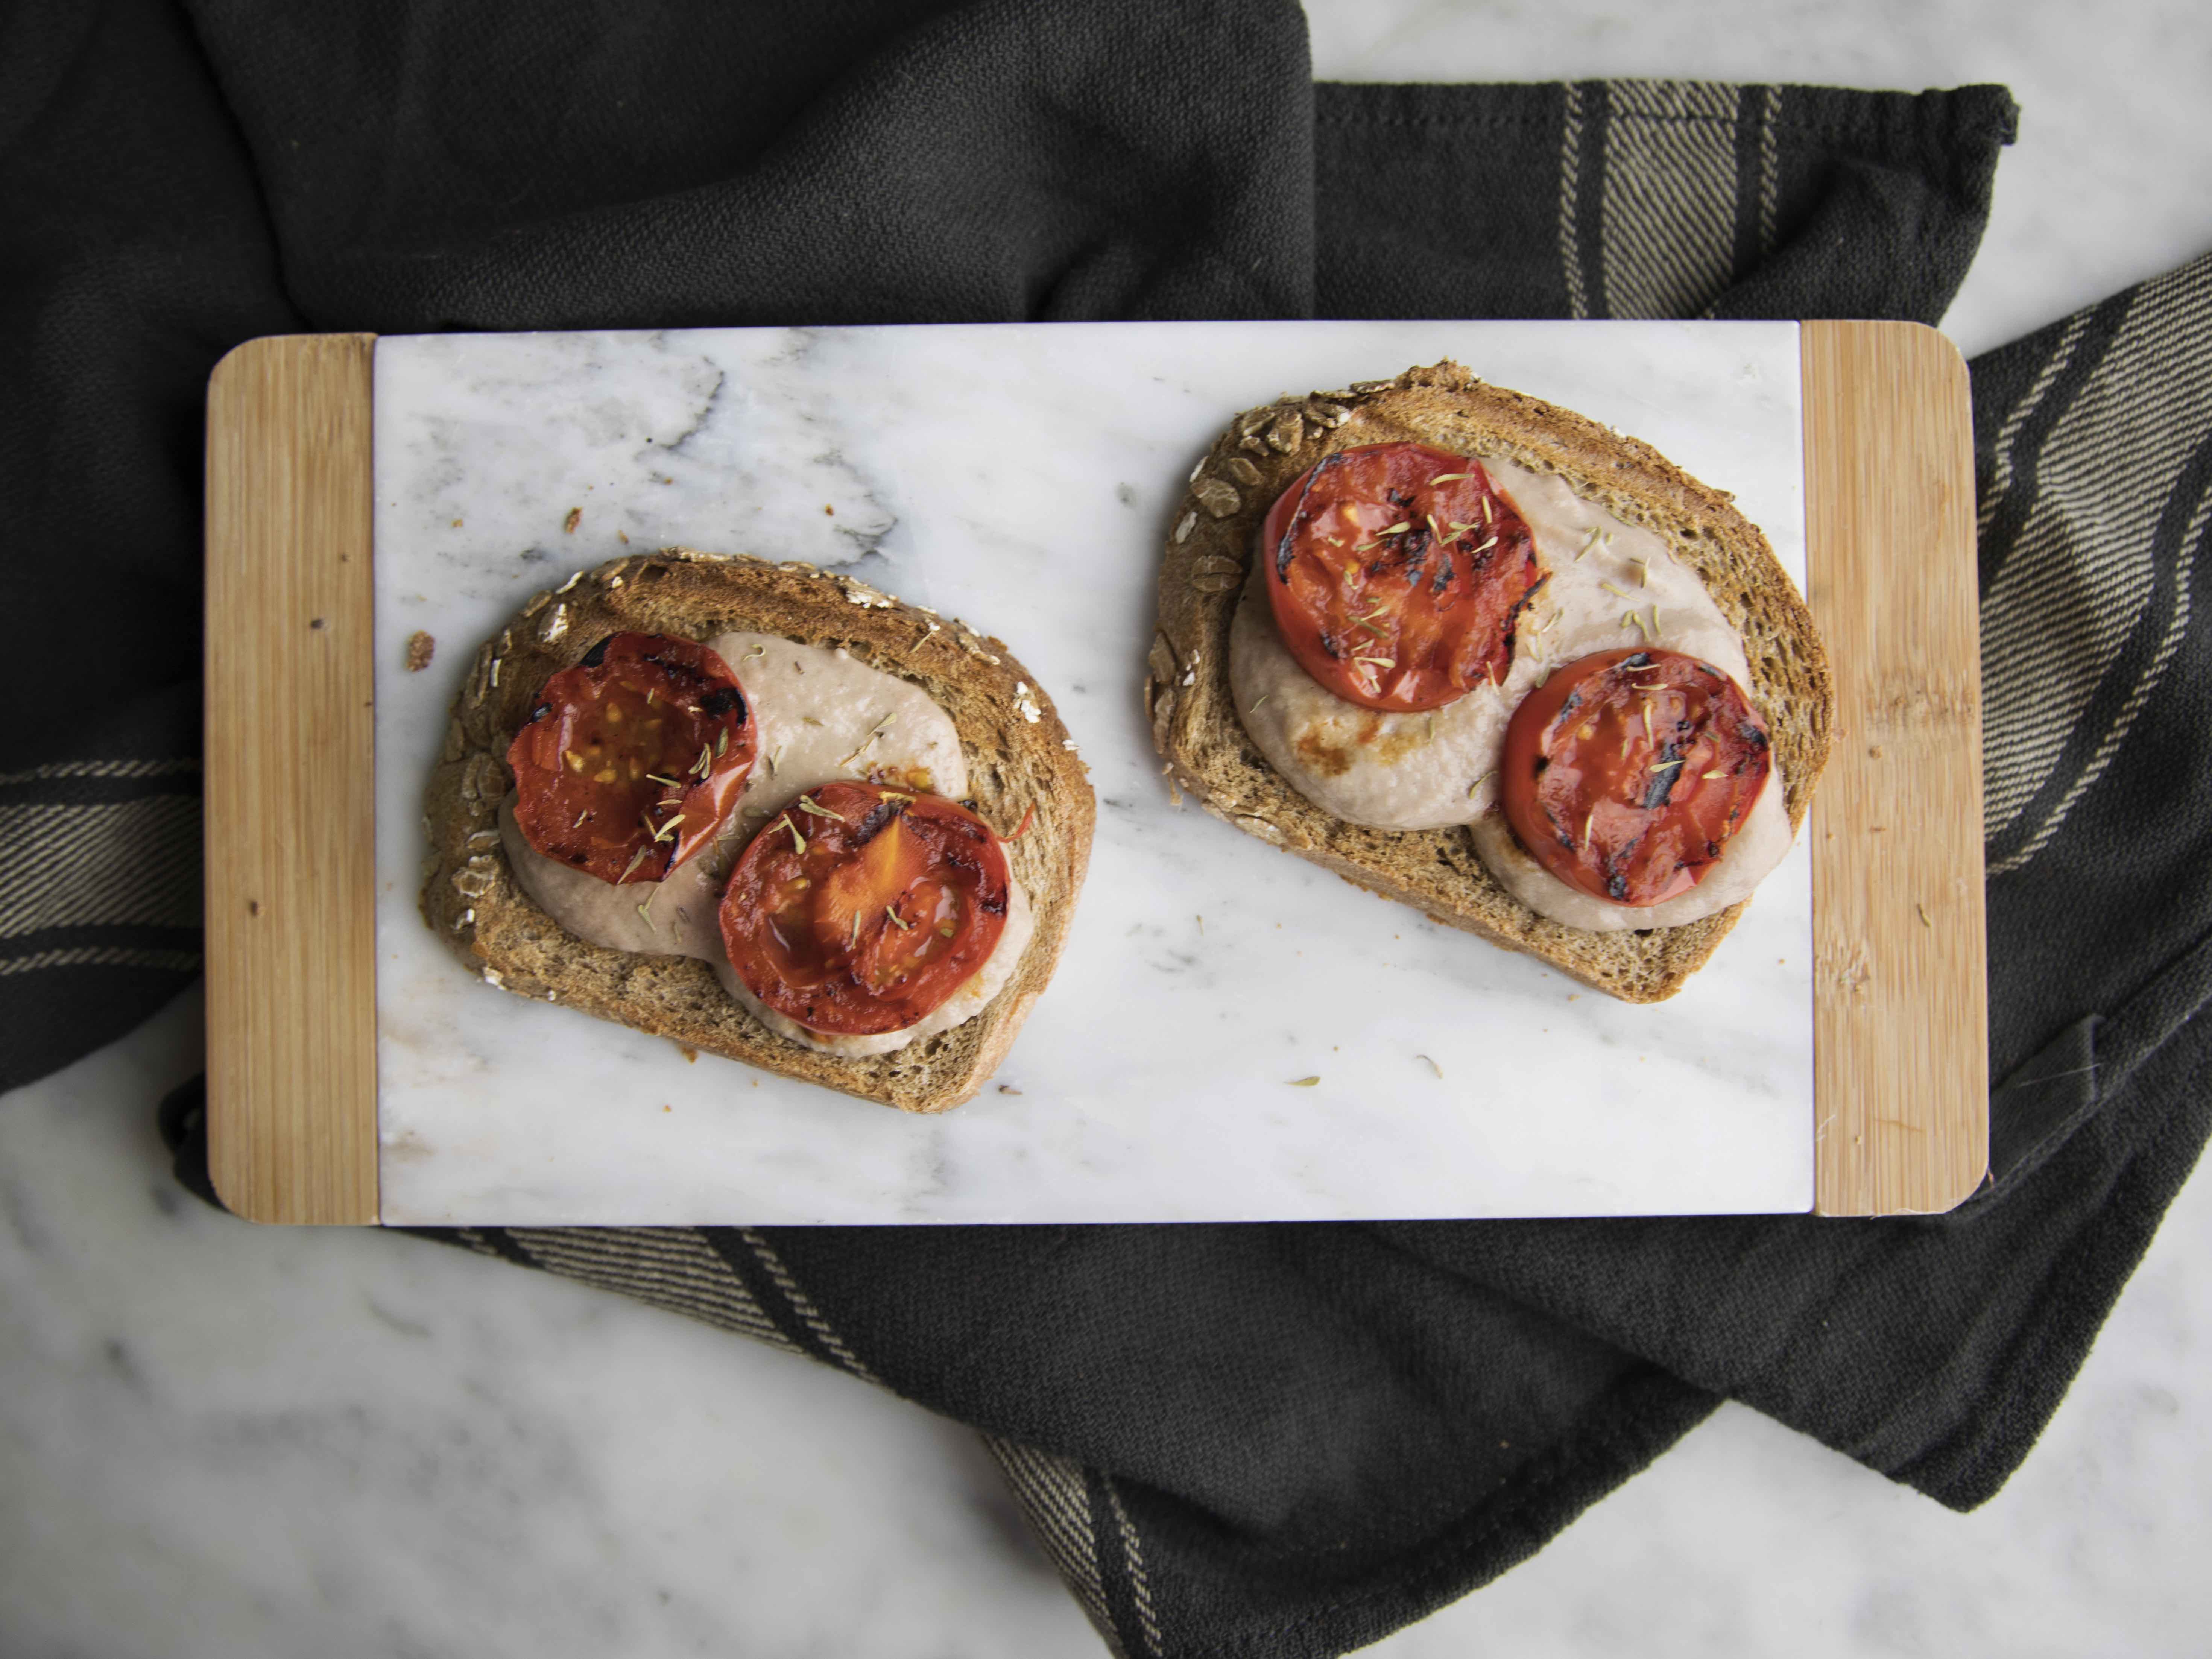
[204,333,381,1224]
[1802,319,1991,1216]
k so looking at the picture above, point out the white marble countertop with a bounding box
[371,319,1812,1226]
[6,3,2210,1653]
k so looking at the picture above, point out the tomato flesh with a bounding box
[1499,648,1771,907]
[1261,442,1542,713]
[719,782,1012,1036]
[507,632,758,884]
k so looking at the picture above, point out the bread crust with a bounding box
[423,549,1095,1111]
[1148,361,1833,1003]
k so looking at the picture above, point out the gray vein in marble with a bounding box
[374,319,1812,1225]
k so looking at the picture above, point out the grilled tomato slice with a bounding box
[719,782,1011,1036]
[1261,441,1542,713]
[1499,648,1771,907]
[507,632,757,884]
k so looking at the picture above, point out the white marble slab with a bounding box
[371,320,1811,1224]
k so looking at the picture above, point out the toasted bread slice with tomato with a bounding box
[423,550,1094,1112]
[1148,361,1832,1003]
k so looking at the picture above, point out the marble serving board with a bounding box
[370,321,1813,1225]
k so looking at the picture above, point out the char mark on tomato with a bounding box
[1261,442,1542,715]
[1273,451,1349,582]
[1504,570,1550,641]
[849,799,898,844]
[1499,647,1772,908]
[718,782,1013,1037]
[505,631,758,886]
[1640,741,1686,811]
[699,685,746,721]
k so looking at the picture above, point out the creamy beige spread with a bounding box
[502,633,1024,1053]
[710,631,968,833]
[500,795,727,957]
[1229,453,1793,930]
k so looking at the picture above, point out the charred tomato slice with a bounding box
[719,782,1012,1037]
[1499,648,1771,907]
[1261,441,1542,713]
[507,632,758,885]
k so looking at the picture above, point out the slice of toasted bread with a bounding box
[1149,361,1832,1003]
[423,549,1095,1112]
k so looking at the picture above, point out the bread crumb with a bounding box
[450,518,463,528]
[564,506,582,533]
[1418,1054,1443,1078]
[677,1044,699,1063]
[404,630,436,672]
[998,1084,1022,1095]
[824,503,835,515]
[1287,1076,1321,1087]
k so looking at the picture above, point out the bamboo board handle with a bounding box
[1803,320,1989,1215]
[198,325,1982,1223]
[204,334,380,1224]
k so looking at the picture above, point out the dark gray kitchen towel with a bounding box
[21,3,2210,1656]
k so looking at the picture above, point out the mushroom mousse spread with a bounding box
[501,630,1031,1053]
[1230,442,1789,930]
